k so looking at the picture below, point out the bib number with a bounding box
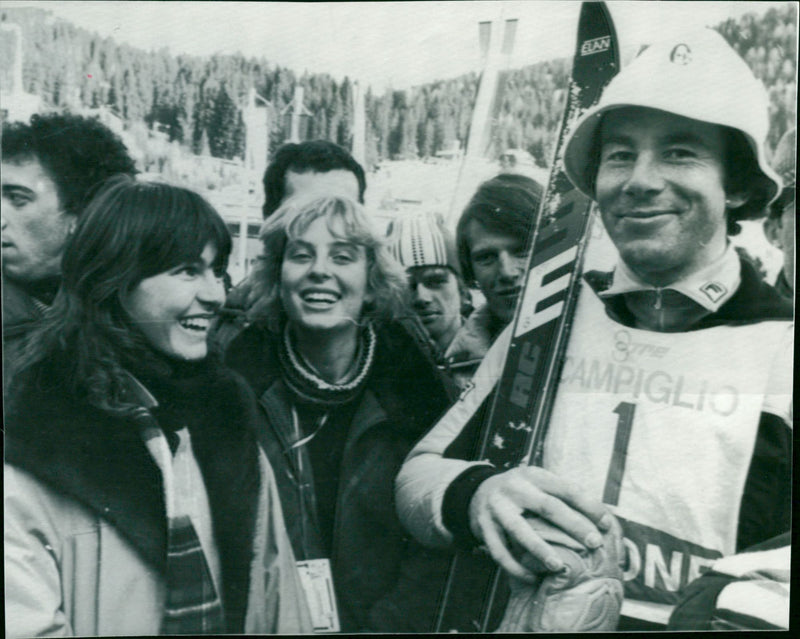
[603,401,636,506]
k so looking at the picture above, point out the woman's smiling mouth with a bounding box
[300,289,341,307]
[178,315,214,332]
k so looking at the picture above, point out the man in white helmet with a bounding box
[395,28,792,631]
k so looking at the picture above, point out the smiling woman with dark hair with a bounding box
[225,193,455,633]
[4,176,311,637]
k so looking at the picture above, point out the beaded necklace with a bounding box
[278,323,377,407]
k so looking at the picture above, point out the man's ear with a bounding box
[725,192,749,210]
[763,215,784,250]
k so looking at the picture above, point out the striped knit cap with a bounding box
[388,213,461,275]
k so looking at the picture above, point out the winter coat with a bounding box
[2,276,47,393]
[225,320,457,633]
[4,364,312,637]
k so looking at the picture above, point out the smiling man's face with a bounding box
[595,107,735,287]
[465,219,527,325]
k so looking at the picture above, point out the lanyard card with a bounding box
[296,558,340,632]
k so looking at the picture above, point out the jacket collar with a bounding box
[1,276,48,336]
[444,303,496,365]
[228,320,454,441]
[585,256,793,330]
[601,244,741,312]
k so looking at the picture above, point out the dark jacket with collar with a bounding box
[4,360,287,634]
[225,319,457,633]
[2,276,48,393]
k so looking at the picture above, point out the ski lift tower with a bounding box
[0,22,40,122]
[243,86,272,176]
[281,85,312,143]
[351,80,366,168]
[446,11,518,226]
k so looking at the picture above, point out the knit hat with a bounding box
[387,213,461,276]
[563,27,781,220]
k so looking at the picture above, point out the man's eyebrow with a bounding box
[2,184,35,194]
[599,133,633,147]
[471,245,496,253]
[661,131,710,147]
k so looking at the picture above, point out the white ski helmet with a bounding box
[563,27,782,221]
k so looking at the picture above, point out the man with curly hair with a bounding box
[2,113,138,390]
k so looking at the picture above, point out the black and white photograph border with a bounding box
[2,1,795,635]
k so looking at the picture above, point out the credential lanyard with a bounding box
[289,405,340,633]
[289,405,328,558]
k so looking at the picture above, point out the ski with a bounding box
[434,2,620,632]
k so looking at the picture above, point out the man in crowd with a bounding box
[445,173,543,376]
[763,127,795,297]
[261,139,366,218]
[395,28,792,632]
[2,113,138,390]
[388,213,475,384]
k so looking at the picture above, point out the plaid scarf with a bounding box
[161,515,226,634]
[135,402,227,635]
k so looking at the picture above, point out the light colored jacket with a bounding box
[4,364,313,638]
[395,269,793,627]
[396,324,513,549]
[4,448,311,638]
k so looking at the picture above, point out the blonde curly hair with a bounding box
[247,194,409,332]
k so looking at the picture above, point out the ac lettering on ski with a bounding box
[560,356,739,416]
[509,342,541,408]
[580,35,611,56]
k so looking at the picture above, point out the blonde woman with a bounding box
[225,194,454,633]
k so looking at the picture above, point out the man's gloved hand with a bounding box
[498,514,624,632]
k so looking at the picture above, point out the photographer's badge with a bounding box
[296,558,340,632]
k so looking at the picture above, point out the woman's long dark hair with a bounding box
[12,176,232,416]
